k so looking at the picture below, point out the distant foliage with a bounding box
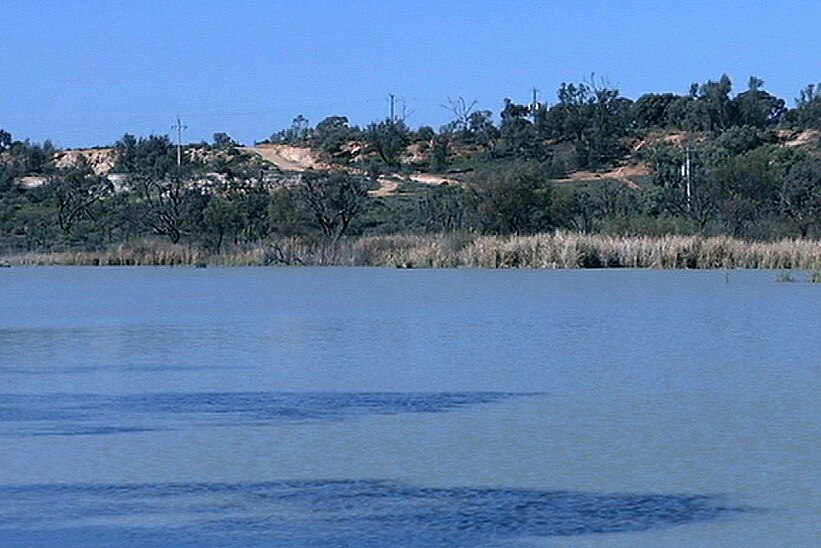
[1,73,820,256]
[113,134,176,176]
[789,83,821,129]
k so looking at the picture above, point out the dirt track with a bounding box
[240,144,324,171]
[553,164,649,189]
[241,144,457,195]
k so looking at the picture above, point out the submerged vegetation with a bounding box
[1,74,819,267]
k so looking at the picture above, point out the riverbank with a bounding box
[3,232,821,270]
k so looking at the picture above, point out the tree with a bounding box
[365,119,410,169]
[660,75,740,132]
[467,110,499,151]
[649,144,715,230]
[469,162,555,235]
[128,165,207,243]
[708,149,776,236]
[790,83,821,129]
[203,193,244,251]
[713,125,776,156]
[0,130,11,152]
[664,95,711,131]
[290,115,311,142]
[47,161,113,236]
[268,187,311,236]
[772,148,821,237]
[312,116,356,158]
[543,83,592,142]
[581,84,632,167]
[698,74,736,131]
[630,93,679,129]
[732,77,786,128]
[416,184,469,232]
[440,96,478,139]
[239,186,273,243]
[269,115,312,143]
[538,80,630,167]
[429,135,451,172]
[114,134,176,176]
[415,125,435,143]
[212,132,237,147]
[499,98,538,158]
[299,170,371,240]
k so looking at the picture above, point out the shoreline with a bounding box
[2,232,820,270]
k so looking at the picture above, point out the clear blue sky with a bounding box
[2,0,819,148]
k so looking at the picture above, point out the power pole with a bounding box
[171,115,188,166]
[530,87,539,122]
[389,94,396,122]
[682,146,692,211]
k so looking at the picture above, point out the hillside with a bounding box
[10,128,816,195]
[1,73,819,254]
[241,129,818,195]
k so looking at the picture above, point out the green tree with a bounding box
[0,130,11,152]
[498,98,540,158]
[789,83,821,129]
[311,116,357,158]
[415,125,435,143]
[299,170,371,240]
[47,161,113,237]
[772,148,821,237]
[114,134,176,176]
[630,93,679,129]
[268,187,311,237]
[430,135,451,172]
[212,132,237,147]
[416,184,468,232]
[539,80,630,167]
[203,193,244,251]
[128,165,207,243]
[732,77,786,128]
[469,162,555,235]
[709,149,776,236]
[365,119,410,169]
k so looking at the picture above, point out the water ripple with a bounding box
[0,480,749,547]
[0,392,530,437]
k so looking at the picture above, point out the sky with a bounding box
[2,0,819,148]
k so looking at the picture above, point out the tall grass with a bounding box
[2,232,820,269]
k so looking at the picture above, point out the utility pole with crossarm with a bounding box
[172,115,188,166]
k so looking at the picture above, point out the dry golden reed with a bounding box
[2,232,820,269]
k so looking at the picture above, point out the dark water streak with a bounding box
[0,392,527,437]
[0,480,748,547]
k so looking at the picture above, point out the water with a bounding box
[0,267,818,547]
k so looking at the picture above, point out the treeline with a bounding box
[0,75,819,258]
[266,75,820,171]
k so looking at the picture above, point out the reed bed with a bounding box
[2,232,820,269]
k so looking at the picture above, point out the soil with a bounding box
[240,144,325,171]
[242,144,458,196]
[553,164,649,189]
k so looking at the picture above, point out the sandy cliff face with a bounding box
[240,144,326,171]
[53,148,118,175]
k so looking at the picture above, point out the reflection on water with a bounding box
[0,480,747,547]
[0,392,526,437]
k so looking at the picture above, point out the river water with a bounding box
[0,267,818,546]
